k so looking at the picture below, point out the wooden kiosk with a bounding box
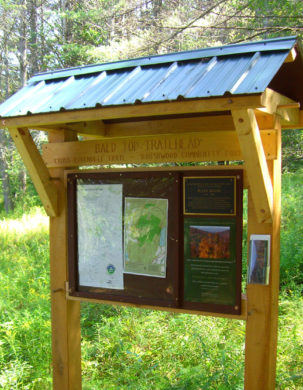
[1,36,303,389]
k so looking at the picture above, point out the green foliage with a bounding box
[0,170,302,388]
[277,292,303,388]
[282,130,303,173]
[81,305,245,389]
[1,0,303,215]
[0,208,51,388]
[0,148,41,217]
[280,169,303,292]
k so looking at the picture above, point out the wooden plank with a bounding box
[9,127,58,216]
[49,130,82,390]
[38,120,106,136]
[260,130,277,160]
[244,119,281,390]
[65,164,249,189]
[266,119,282,389]
[42,130,277,168]
[33,115,236,137]
[36,113,294,137]
[232,109,273,223]
[255,111,274,130]
[278,105,300,126]
[66,284,247,321]
[259,88,300,125]
[281,110,303,130]
[260,88,298,114]
[284,47,297,63]
[1,95,262,128]
[105,115,236,137]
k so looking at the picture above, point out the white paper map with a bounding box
[124,197,168,278]
[77,183,124,289]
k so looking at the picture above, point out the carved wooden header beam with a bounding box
[42,130,277,169]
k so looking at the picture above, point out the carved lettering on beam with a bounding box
[42,130,277,169]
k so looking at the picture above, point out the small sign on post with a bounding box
[248,234,271,285]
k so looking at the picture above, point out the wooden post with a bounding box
[244,118,281,389]
[48,130,82,390]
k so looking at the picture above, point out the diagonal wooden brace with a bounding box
[232,109,273,223]
[9,127,58,216]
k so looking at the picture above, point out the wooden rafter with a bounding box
[34,115,236,136]
[1,95,262,128]
[232,109,273,223]
[9,128,58,216]
[259,88,300,125]
[105,115,236,137]
[38,120,106,136]
[284,47,297,63]
[281,110,303,130]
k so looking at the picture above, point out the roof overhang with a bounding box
[0,36,302,130]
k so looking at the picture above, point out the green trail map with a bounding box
[124,197,168,277]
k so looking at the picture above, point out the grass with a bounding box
[80,305,246,389]
[0,208,51,389]
[0,170,302,389]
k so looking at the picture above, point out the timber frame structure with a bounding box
[1,36,303,389]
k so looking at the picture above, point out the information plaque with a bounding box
[184,176,236,216]
[182,171,243,315]
[184,218,237,306]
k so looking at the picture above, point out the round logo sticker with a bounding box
[107,264,116,275]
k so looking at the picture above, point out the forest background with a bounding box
[0,0,303,211]
[0,1,303,388]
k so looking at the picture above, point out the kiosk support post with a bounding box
[244,119,281,390]
[49,130,82,390]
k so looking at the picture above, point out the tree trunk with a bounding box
[0,27,13,213]
[28,0,39,75]
[18,1,28,86]
[0,132,13,213]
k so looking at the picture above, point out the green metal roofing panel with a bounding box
[30,36,297,83]
[0,36,299,119]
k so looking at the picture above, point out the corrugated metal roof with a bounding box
[0,36,298,118]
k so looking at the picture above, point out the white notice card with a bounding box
[77,183,124,289]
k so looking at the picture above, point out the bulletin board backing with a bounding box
[67,169,243,315]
